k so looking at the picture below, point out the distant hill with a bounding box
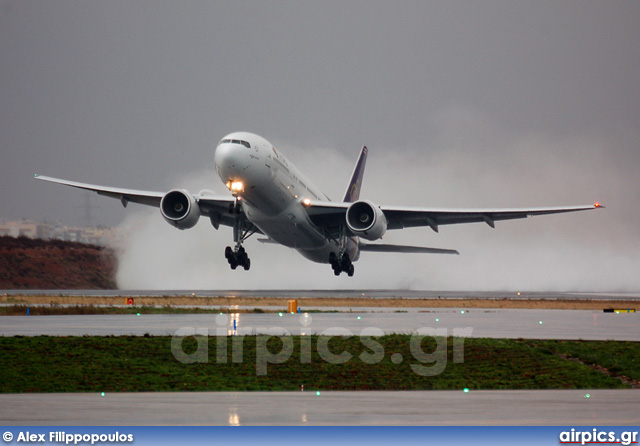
[0,236,116,289]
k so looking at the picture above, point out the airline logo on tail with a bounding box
[343,146,368,203]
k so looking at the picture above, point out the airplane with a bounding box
[35,131,602,276]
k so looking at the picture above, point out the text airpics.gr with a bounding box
[170,313,473,376]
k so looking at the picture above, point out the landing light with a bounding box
[302,198,311,207]
[226,180,244,193]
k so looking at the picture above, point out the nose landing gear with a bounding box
[225,245,250,271]
[224,210,255,271]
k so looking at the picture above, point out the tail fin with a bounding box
[342,146,368,202]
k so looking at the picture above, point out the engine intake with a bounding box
[346,200,387,241]
[160,190,200,229]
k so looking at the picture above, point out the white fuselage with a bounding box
[213,132,358,264]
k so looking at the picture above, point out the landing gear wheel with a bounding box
[225,246,251,271]
[329,252,354,277]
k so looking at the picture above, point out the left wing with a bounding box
[304,200,602,234]
[34,174,240,228]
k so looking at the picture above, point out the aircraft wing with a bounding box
[34,175,239,227]
[304,200,602,233]
[379,203,601,232]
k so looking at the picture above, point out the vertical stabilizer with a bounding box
[342,146,368,203]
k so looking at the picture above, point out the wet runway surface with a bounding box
[1,308,638,340]
[3,289,639,300]
[2,390,638,426]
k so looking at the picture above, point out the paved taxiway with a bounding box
[1,390,638,426]
[1,308,637,340]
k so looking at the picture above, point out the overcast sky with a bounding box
[1,1,639,290]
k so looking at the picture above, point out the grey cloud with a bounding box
[1,1,638,290]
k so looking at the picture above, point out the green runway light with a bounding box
[585,393,591,399]
[316,391,321,396]
[278,313,283,317]
[461,310,465,314]
[435,318,439,322]
[463,388,469,393]
[100,392,105,397]
[357,316,361,320]
[137,313,140,316]
[539,321,543,325]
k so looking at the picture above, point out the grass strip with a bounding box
[0,305,339,316]
[0,336,635,392]
[523,339,640,383]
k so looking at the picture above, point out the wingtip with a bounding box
[594,202,605,209]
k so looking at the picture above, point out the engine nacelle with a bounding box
[160,189,200,230]
[346,200,387,241]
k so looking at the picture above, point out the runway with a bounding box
[1,308,638,340]
[1,390,638,426]
[3,288,640,300]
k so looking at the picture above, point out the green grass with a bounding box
[0,336,635,393]
[0,305,338,316]
[523,339,640,382]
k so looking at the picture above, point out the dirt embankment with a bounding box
[0,236,116,289]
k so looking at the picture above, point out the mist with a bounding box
[114,107,640,291]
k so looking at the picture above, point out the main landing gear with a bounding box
[225,245,250,271]
[330,252,354,277]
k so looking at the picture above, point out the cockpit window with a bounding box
[219,139,251,149]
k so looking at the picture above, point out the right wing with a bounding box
[34,174,242,229]
[304,200,602,233]
[379,203,602,232]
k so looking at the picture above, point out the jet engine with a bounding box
[346,200,387,240]
[160,190,200,229]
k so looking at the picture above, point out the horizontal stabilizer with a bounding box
[360,243,459,255]
[257,238,279,244]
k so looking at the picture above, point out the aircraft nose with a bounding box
[214,142,244,179]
